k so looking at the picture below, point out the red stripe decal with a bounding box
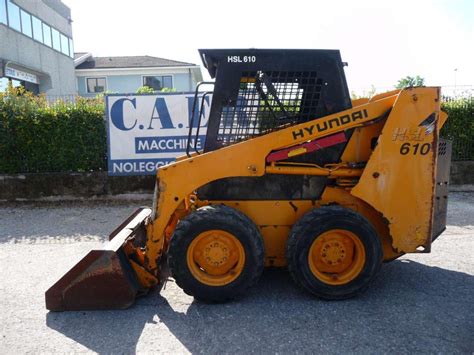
[266,132,347,163]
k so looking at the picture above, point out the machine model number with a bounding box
[227,55,257,63]
[399,142,431,155]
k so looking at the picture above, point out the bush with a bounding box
[0,86,106,173]
[159,87,177,93]
[135,86,177,94]
[136,86,155,94]
[441,96,474,161]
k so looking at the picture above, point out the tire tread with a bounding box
[286,205,383,300]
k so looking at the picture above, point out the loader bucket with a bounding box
[45,208,152,311]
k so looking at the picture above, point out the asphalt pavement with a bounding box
[0,193,473,354]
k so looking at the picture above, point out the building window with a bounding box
[32,15,42,42]
[143,75,173,91]
[20,9,31,37]
[68,38,74,58]
[42,23,51,47]
[60,33,69,55]
[2,1,74,58]
[7,0,20,31]
[51,28,60,51]
[0,0,7,25]
[86,77,106,93]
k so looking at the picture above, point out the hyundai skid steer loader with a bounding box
[46,49,452,311]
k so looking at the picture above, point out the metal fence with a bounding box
[44,95,78,105]
[44,94,104,108]
[441,85,473,99]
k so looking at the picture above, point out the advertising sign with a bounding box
[105,93,211,176]
[4,67,39,84]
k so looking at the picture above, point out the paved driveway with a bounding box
[0,193,473,353]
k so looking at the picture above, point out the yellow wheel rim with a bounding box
[308,229,366,286]
[186,230,245,286]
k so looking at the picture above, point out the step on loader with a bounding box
[46,49,452,310]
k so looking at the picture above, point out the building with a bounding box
[74,53,203,96]
[0,0,75,95]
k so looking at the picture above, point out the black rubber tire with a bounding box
[287,205,383,300]
[168,205,264,302]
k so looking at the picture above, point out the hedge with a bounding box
[440,96,474,161]
[0,86,106,174]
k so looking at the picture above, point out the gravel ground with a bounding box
[0,193,473,354]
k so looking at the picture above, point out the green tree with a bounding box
[396,75,425,89]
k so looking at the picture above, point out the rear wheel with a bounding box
[168,205,264,302]
[287,205,383,299]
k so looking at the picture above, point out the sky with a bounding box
[63,0,473,94]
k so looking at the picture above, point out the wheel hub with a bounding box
[308,229,366,285]
[320,241,347,266]
[186,229,246,286]
[204,240,230,266]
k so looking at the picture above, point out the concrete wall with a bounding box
[174,73,194,91]
[0,0,75,95]
[0,172,155,200]
[76,72,196,97]
[107,75,142,94]
[1,161,472,201]
[449,161,474,185]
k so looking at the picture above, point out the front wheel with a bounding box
[168,205,264,302]
[286,205,383,300]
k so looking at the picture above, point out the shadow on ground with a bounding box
[46,260,474,353]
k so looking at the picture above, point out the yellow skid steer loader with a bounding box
[46,49,451,310]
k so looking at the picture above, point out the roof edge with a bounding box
[74,53,93,68]
[74,65,201,72]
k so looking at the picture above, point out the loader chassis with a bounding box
[46,49,451,310]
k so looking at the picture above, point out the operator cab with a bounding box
[187,49,352,155]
